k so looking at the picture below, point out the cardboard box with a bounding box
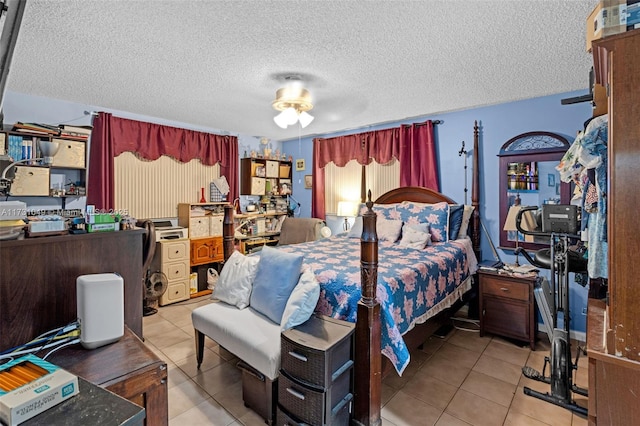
[587,0,627,52]
[0,355,79,425]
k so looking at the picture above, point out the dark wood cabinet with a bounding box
[0,229,145,352]
[587,28,640,426]
[190,236,223,266]
[479,270,537,350]
[278,315,355,425]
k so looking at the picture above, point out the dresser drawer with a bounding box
[481,275,530,301]
[160,239,189,261]
[161,259,189,281]
[278,369,351,426]
[160,280,188,305]
[281,316,354,388]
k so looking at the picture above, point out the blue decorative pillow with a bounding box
[448,205,464,240]
[397,201,450,242]
[250,246,304,324]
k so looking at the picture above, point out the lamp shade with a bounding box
[337,201,358,217]
[298,111,314,128]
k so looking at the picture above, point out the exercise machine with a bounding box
[515,205,588,416]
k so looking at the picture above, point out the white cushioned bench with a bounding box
[191,246,320,424]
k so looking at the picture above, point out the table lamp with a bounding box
[337,201,358,231]
[503,204,523,266]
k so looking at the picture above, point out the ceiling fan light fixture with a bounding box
[272,83,314,129]
[298,111,314,128]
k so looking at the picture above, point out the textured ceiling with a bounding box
[8,0,597,140]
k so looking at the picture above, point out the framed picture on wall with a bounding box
[304,175,312,189]
[295,159,305,171]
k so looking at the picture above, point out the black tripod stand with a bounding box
[515,206,588,416]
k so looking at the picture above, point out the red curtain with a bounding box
[312,121,438,218]
[87,112,238,210]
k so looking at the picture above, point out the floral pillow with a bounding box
[357,203,401,221]
[397,201,450,242]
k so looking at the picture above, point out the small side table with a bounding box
[478,269,538,350]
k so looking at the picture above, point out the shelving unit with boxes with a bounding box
[0,125,89,206]
[178,202,226,297]
[237,157,292,253]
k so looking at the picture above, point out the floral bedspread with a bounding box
[276,235,478,375]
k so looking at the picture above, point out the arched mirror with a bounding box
[498,132,572,251]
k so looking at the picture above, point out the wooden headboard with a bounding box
[375,186,457,205]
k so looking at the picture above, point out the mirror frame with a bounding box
[498,131,572,251]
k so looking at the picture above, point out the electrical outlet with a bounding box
[582,307,588,315]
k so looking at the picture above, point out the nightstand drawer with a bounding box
[481,275,530,301]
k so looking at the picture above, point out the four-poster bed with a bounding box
[216,121,481,425]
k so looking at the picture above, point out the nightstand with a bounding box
[478,269,538,350]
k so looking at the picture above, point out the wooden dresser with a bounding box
[48,327,168,426]
[0,229,145,352]
[278,315,355,425]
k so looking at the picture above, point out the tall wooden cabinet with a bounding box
[587,28,640,426]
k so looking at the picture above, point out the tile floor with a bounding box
[142,297,589,426]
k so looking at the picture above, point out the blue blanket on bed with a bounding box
[276,235,476,375]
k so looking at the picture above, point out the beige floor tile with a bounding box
[434,412,472,426]
[460,370,517,408]
[175,348,224,378]
[167,379,211,419]
[419,335,446,355]
[504,410,549,425]
[211,380,251,420]
[167,363,192,390]
[418,353,472,388]
[402,373,457,410]
[509,385,573,426]
[473,353,523,385]
[433,342,482,369]
[192,362,243,398]
[381,382,399,407]
[483,339,531,367]
[446,329,491,353]
[169,397,236,425]
[382,390,444,426]
[152,299,589,426]
[445,389,508,426]
[162,336,201,363]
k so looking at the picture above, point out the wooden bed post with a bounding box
[353,192,382,426]
[223,204,235,261]
[471,120,481,259]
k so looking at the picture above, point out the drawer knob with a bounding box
[286,387,305,400]
[500,287,509,292]
[288,351,308,362]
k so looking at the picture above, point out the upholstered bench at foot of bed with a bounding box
[192,301,281,423]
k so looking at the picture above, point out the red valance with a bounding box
[88,112,238,210]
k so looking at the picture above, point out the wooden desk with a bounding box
[47,327,168,426]
[0,229,145,352]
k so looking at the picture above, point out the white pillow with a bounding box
[211,250,259,309]
[280,268,320,331]
[377,218,403,242]
[398,222,431,249]
[347,216,364,238]
[457,205,475,238]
